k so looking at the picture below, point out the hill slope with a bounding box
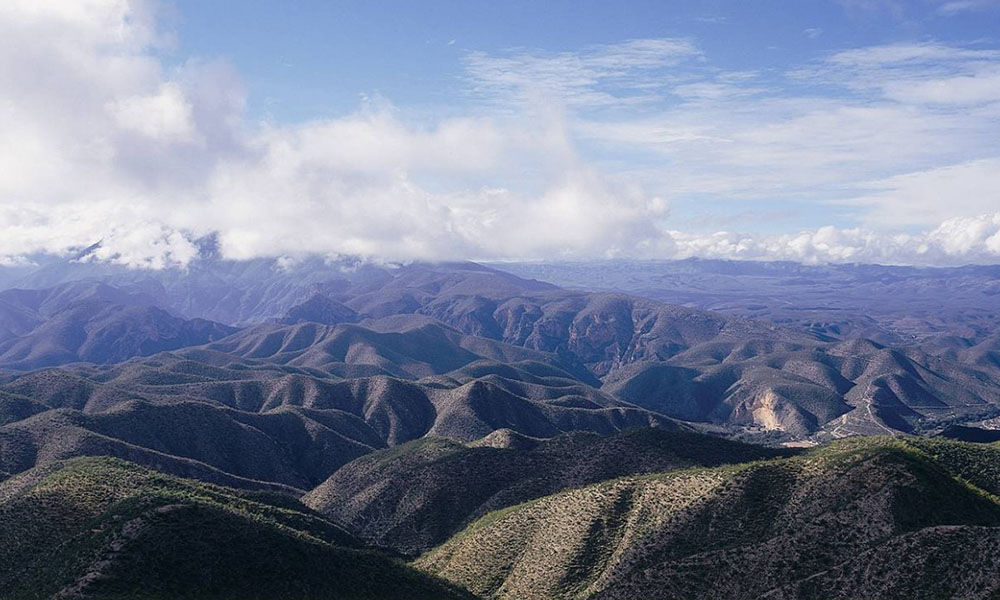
[0,456,473,600]
[418,437,1000,600]
[0,282,235,370]
[0,344,680,489]
[305,428,791,556]
[3,260,1000,444]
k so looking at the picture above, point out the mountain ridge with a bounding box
[417,436,1000,599]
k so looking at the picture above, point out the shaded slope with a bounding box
[8,262,1000,440]
[0,457,473,600]
[0,346,681,489]
[199,317,588,381]
[0,401,381,491]
[5,259,1000,443]
[418,437,1000,600]
[281,292,359,325]
[493,259,1000,348]
[305,429,791,556]
[7,255,555,326]
[603,336,1000,438]
[0,288,235,371]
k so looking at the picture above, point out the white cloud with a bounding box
[935,0,1000,15]
[669,213,1000,265]
[0,2,997,269]
[814,42,1000,106]
[836,0,906,18]
[0,1,676,266]
[824,42,997,67]
[110,82,198,142]
[881,67,1000,105]
[845,158,1000,227]
[464,38,701,110]
[196,119,671,261]
[565,41,1000,227]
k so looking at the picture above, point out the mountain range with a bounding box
[1,253,1000,598]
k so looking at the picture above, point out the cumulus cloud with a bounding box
[669,213,1000,265]
[0,1,997,268]
[0,0,672,266]
[110,82,198,142]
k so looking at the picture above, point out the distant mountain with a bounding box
[0,302,234,370]
[0,280,160,317]
[0,255,556,326]
[0,324,682,488]
[201,317,586,380]
[280,292,359,325]
[291,280,1000,441]
[1,254,378,325]
[0,283,235,370]
[305,429,791,556]
[2,254,1000,598]
[417,436,1000,599]
[604,335,1000,439]
[494,259,1000,347]
[0,456,473,600]
[1,260,999,447]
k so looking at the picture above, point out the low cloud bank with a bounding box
[669,213,1000,265]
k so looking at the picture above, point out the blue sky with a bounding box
[169,1,998,122]
[0,0,998,266]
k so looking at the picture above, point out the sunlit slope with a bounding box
[418,437,1000,600]
[305,428,791,556]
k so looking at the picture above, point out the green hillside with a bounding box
[0,457,473,600]
[305,428,793,556]
[417,436,1000,600]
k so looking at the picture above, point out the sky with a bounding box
[1,0,999,267]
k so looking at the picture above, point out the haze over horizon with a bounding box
[2,0,1000,267]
